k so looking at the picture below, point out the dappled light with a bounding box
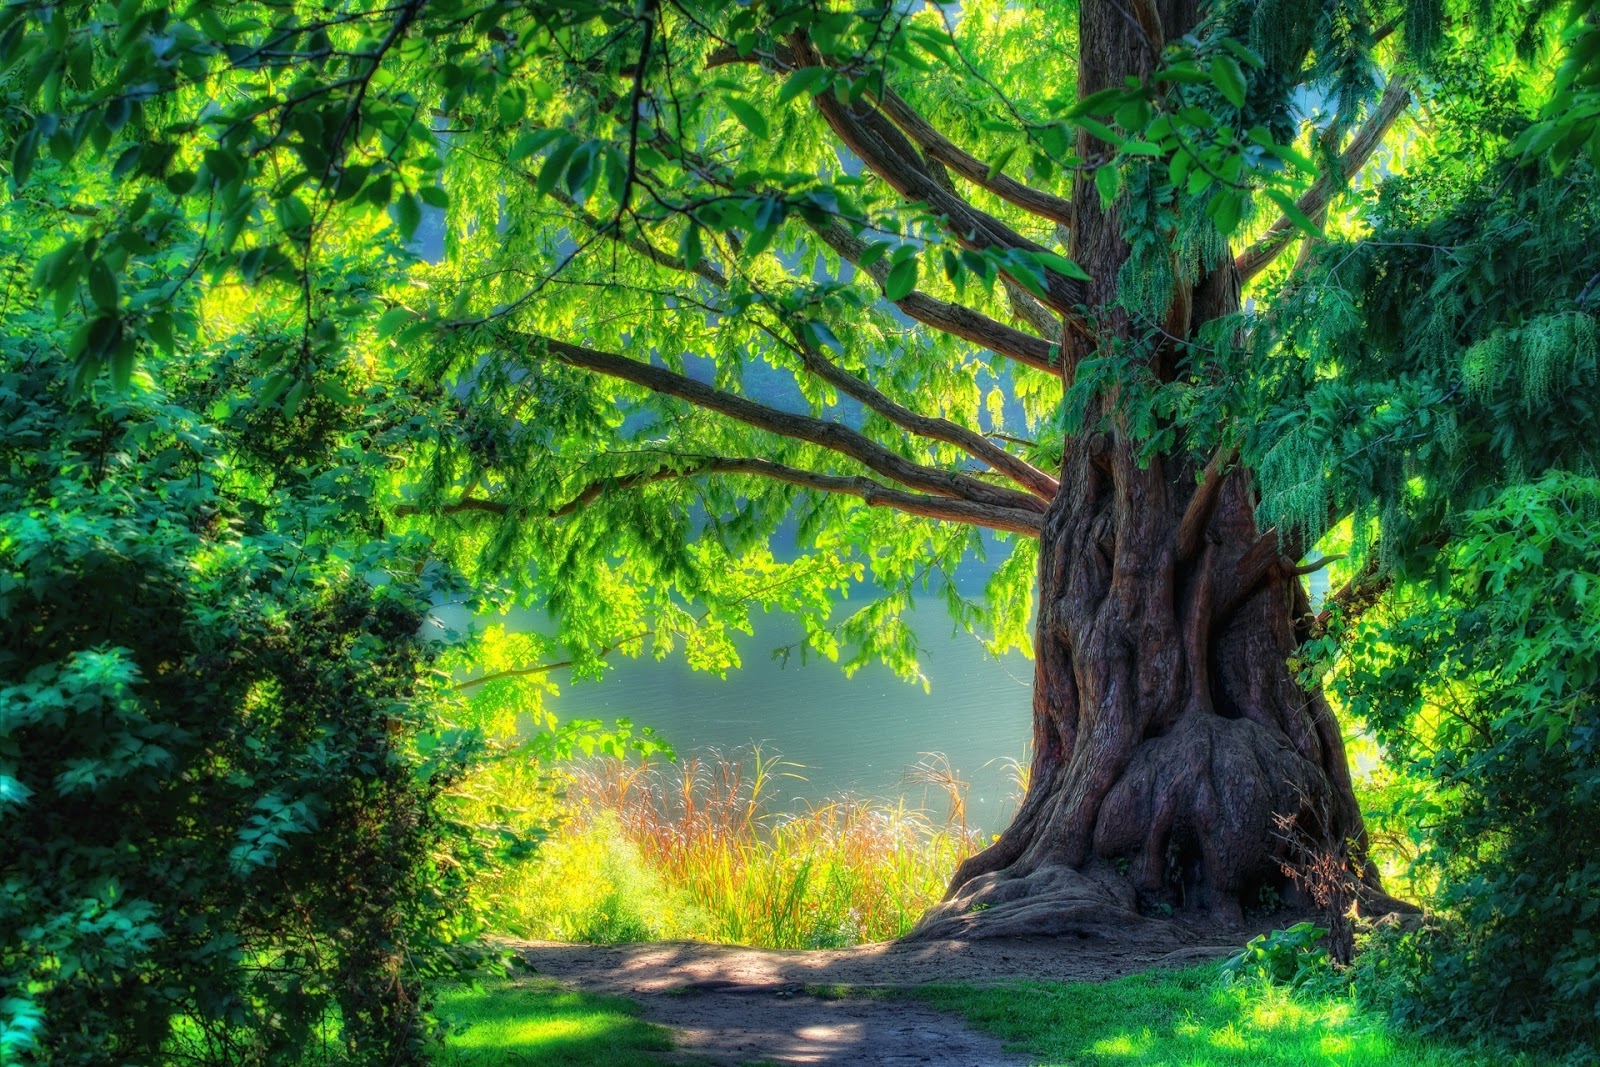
[434,980,672,1067]
[919,969,1547,1067]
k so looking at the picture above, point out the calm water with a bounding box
[548,599,1035,832]
[501,564,1331,834]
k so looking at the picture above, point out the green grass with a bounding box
[433,976,675,1066]
[912,967,1550,1067]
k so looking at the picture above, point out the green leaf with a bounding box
[1208,188,1242,236]
[377,307,415,340]
[1075,116,1123,147]
[1211,55,1248,108]
[87,259,118,309]
[498,89,525,126]
[109,343,135,391]
[1220,38,1266,69]
[725,97,769,140]
[511,128,563,163]
[884,255,918,300]
[565,143,598,199]
[276,195,312,236]
[537,138,579,196]
[1264,187,1322,237]
[986,145,1017,181]
[1028,251,1091,282]
[858,241,890,268]
[680,222,704,270]
[777,67,830,105]
[1095,164,1121,207]
[396,193,422,239]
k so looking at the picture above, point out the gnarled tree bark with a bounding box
[911,0,1376,940]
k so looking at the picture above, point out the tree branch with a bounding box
[872,89,1076,226]
[1236,77,1412,283]
[709,42,1076,226]
[806,216,1061,372]
[792,340,1060,498]
[399,455,1045,536]
[655,137,1064,372]
[787,33,1088,321]
[530,184,1059,493]
[506,332,1050,514]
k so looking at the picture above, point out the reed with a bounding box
[484,746,983,949]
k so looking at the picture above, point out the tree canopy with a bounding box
[3,0,1591,672]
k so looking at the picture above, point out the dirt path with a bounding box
[511,935,1243,1065]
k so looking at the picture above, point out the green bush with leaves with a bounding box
[1222,922,1333,989]
[1331,474,1600,1056]
[0,336,491,1063]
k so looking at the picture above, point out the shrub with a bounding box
[0,352,490,1063]
[1222,923,1333,989]
[1333,473,1600,1057]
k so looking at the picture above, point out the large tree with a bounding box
[6,0,1592,941]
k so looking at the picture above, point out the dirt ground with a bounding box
[511,934,1245,1065]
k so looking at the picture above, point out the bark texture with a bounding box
[911,0,1374,941]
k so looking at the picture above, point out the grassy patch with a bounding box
[482,748,982,949]
[433,976,674,1066]
[913,966,1550,1067]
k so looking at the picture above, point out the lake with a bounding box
[546,597,1035,833]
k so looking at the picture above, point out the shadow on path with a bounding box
[511,935,1243,1065]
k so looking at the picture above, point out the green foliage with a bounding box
[0,0,1421,682]
[0,269,491,1062]
[1252,37,1600,563]
[4,0,1598,1059]
[1222,923,1333,989]
[1330,474,1600,1057]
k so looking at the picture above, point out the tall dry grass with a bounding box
[483,746,987,949]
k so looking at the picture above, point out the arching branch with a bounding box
[875,88,1076,226]
[792,340,1060,499]
[526,185,1059,492]
[510,332,1050,514]
[400,455,1045,535]
[806,216,1061,371]
[1236,78,1412,283]
[708,41,1076,226]
[787,34,1088,321]
[650,138,1065,373]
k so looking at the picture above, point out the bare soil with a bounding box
[510,933,1246,1065]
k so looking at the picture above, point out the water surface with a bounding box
[548,600,1035,833]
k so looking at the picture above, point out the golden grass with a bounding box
[481,746,984,949]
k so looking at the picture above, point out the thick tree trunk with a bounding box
[911,0,1374,940]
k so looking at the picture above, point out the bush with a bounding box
[0,353,491,1063]
[1221,923,1333,989]
[1333,473,1600,1057]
